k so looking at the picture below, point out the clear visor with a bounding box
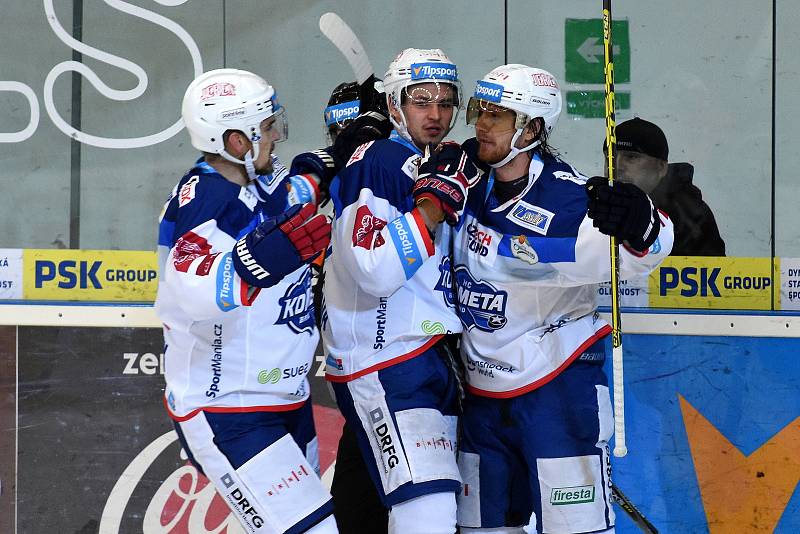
[258,108,288,144]
[466,97,528,130]
[399,81,462,130]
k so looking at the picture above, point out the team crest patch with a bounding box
[510,235,539,264]
[454,265,508,332]
[178,175,200,207]
[508,201,554,235]
[172,231,211,272]
[347,140,374,166]
[276,268,315,335]
[352,205,387,249]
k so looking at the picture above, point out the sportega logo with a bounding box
[550,485,595,505]
[474,80,503,103]
[411,62,458,81]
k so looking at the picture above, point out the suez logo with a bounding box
[410,62,458,81]
[257,362,311,384]
[219,473,264,529]
[659,267,771,297]
[474,80,504,103]
[34,260,156,289]
[122,352,164,375]
[324,100,360,126]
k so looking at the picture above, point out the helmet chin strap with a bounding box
[219,142,261,182]
[489,129,540,169]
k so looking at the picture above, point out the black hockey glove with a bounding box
[232,203,331,288]
[585,176,660,252]
[358,74,389,116]
[413,142,482,226]
[290,148,336,205]
[331,110,392,166]
[461,137,492,174]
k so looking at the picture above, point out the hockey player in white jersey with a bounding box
[418,65,674,533]
[321,48,480,534]
[155,68,386,534]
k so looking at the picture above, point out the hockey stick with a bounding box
[319,12,373,84]
[602,0,627,458]
[612,483,659,533]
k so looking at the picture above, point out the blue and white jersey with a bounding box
[155,156,320,420]
[322,133,462,382]
[453,151,674,397]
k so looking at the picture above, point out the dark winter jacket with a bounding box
[650,163,725,256]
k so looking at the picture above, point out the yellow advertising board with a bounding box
[647,256,774,310]
[23,249,158,301]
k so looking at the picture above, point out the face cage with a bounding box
[394,80,463,132]
[466,97,529,130]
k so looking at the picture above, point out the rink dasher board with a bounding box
[0,303,797,337]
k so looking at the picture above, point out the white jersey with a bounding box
[453,152,674,397]
[322,133,462,382]
[155,157,320,420]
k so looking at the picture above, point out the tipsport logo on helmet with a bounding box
[324,100,360,126]
[410,62,458,81]
[474,80,503,103]
[454,265,508,332]
[276,268,315,335]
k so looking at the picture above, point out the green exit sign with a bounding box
[565,18,630,84]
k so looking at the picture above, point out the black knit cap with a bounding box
[605,117,669,161]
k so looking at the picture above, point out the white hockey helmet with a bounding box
[383,48,462,142]
[466,64,562,167]
[182,68,287,177]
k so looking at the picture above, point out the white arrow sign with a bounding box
[577,37,621,63]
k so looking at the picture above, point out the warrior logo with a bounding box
[276,269,315,335]
[454,265,508,332]
[352,205,387,250]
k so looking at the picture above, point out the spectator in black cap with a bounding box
[604,117,726,256]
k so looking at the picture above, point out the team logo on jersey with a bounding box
[178,175,200,207]
[508,201,554,235]
[173,231,212,273]
[352,205,387,249]
[434,256,456,307]
[276,269,314,335]
[467,224,494,257]
[510,235,539,265]
[347,140,374,167]
[454,265,508,332]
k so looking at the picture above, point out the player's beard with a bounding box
[477,141,509,166]
[254,155,274,176]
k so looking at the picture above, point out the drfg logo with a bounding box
[659,267,771,297]
[219,473,265,529]
[369,407,400,471]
